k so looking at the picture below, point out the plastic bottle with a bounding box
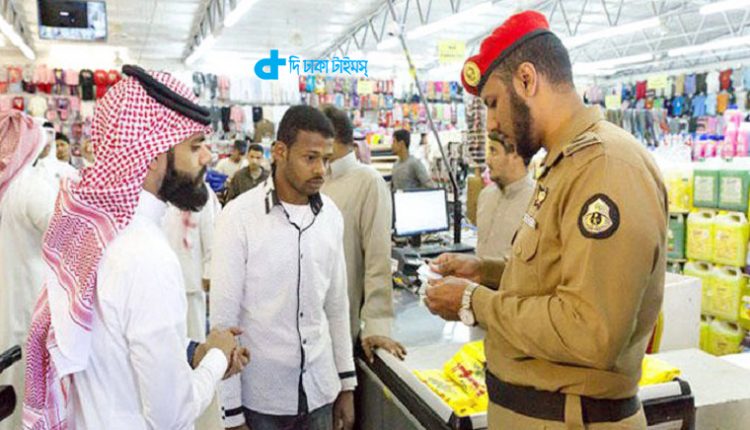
[684,260,715,316]
[712,212,749,266]
[710,265,745,322]
[707,320,743,356]
[686,210,716,261]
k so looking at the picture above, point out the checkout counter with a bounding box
[357,273,750,429]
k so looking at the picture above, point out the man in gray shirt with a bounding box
[390,129,434,190]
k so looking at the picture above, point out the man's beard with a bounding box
[158,152,209,212]
[508,87,540,160]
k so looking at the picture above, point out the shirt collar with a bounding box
[330,151,358,180]
[263,174,323,215]
[136,190,168,224]
[541,106,603,173]
[502,173,533,197]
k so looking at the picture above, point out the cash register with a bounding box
[391,188,474,275]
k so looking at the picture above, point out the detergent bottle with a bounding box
[712,212,749,266]
[710,265,745,322]
[686,210,715,261]
[684,260,715,316]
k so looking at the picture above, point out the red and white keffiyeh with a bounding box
[23,69,210,430]
[0,111,46,203]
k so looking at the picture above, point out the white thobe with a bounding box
[0,166,59,430]
[66,191,227,429]
[214,158,247,180]
[162,190,221,343]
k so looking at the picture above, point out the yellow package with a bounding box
[707,320,744,356]
[414,369,483,416]
[461,340,486,363]
[686,210,715,261]
[444,349,488,411]
[711,266,745,322]
[712,213,749,266]
[639,355,681,386]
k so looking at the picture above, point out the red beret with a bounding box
[461,10,552,96]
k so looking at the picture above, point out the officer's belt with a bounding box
[486,370,641,423]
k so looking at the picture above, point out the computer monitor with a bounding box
[393,188,450,237]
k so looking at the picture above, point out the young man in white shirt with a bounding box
[23,66,249,430]
[215,140,248,180]
[212,105,356,430]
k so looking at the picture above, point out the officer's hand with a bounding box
[424,277,470,321]
[361,335,407,363]
[429,253,481,282]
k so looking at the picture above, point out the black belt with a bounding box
[486,371,641,424]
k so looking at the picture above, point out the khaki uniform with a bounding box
[471,107,668,429]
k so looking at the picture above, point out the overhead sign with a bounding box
[438,40,466,64]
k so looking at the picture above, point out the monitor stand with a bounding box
[407,234,422,248]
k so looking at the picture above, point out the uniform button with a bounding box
[300,312,304,318]
[303,339,307,345]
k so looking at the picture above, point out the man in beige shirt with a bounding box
[320,106,406,362]
[476,135,535,260]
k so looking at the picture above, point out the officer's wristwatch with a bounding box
[459,282,479,327]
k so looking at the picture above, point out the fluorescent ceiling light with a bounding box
[668,35,750,57]
[563,17,660,49]
[0,14,34,59]
[185,34,217,66]
[575,53,654,71]
[407,2,495,40]
[700,0,750,15]
[224,0,260,28]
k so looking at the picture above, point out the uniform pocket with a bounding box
[512,222,541,262]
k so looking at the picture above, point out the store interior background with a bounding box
[4,0,750,428]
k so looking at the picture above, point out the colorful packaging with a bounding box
[712,213,749,266]
[700,316,712,352]
[739,282,750,331]
[686,211,715,261]
[718,160,750,213]
[414,370,483,417]
[639,355,681,386]
[684,261,715,316]
[668,214,686,260]
[693,161,720,208]
[444,349,488,411]
[711,265,745,322]
[706,320,744,356]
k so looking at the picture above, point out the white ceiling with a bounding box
[1,0,749,79]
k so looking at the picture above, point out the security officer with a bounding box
[424,10,668,430]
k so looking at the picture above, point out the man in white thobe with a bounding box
[0,112,56,430]
[163,188,221,342]
[22,66,249,430]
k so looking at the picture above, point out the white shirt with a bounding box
[162,189,221,293]
[69,191,227,430]
[215,157,248,179]
[0,165,59,430]
[212,178,356,426]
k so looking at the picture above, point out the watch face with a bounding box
[459,308,475,326]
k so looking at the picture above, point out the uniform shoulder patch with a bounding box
[564,131,602,157]
[578,194,620,239]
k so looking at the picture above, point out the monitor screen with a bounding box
[38,1,107,41]
[393,188,449,237]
